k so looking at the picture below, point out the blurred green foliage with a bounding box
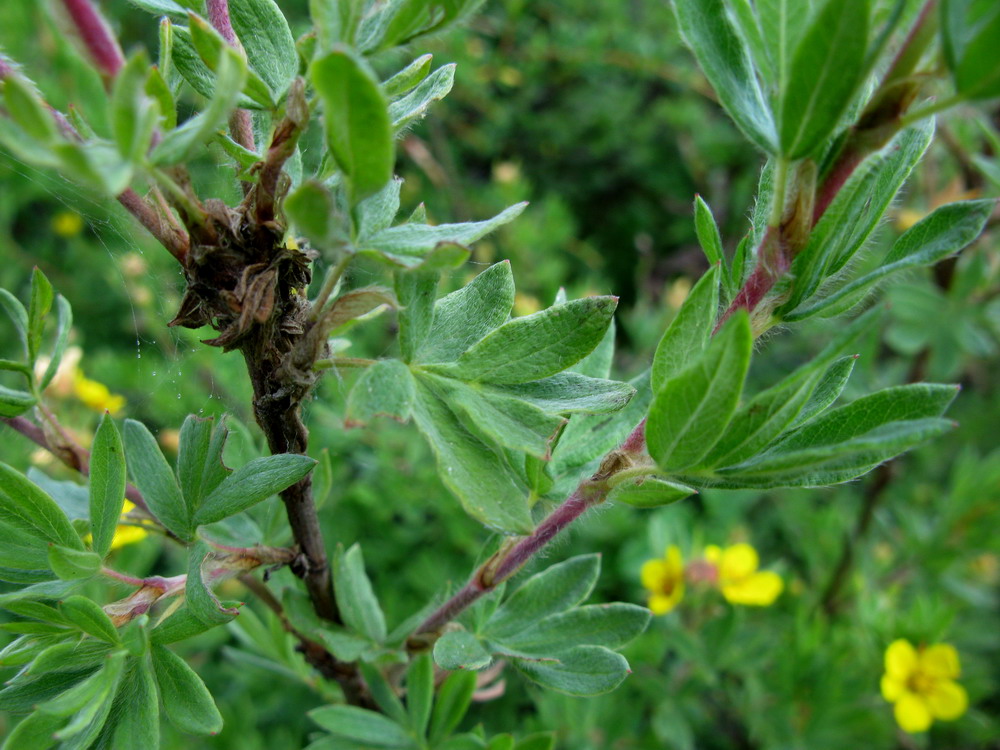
[2,0,999,748]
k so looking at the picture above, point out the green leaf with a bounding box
[779,121,933,316]
[186,541,240,625]
[693,195,724,268]
[47,545,101,581]
[0,710,62,750]
[0,668,96,714]
[39,651,125,719]
[5,600,69,627]
[152,47,247,165]
[188,13,276,109]
[788,199,995,320]
[791,355,858,428]
[39,295,72,392]
[311,48,393,203]
[419,261,514,363]
[284,180,339,246]
[492,373,634,415]
[433,630,493,671]
[395,270,439,363]
[943,0,1000,100]
[486,555,600,640]
[497,603,650,655]
[192,453,314,526]
[358,662,409,726]
[410,382,534,534]
[673,0,776,152]
[177,415,231,517]
[151,607,220,645]
[428,671,477,745]
[112,51,158,162]
[333,544,387,642]
[0,288,29,355]
[152,644,223,735]
[309,705,412,747]
[607,476,696,508]
[346,359,415,426]
[126,0,191,15]
[0,463,82,549]
[2,75,58,144]
[27,641,112,677]
[424,374,565,459]
[647,312,752,472]
[357,177,403,237]
[229,0,298,97]
[310,0,365,49]
[778,0,869,158]
[511,645,629,696]
[109,658,160,750]
[651,265,719,391]
[89,414,127,558]
[756,0,816,94]
[383,54,433,97]
[61,595,121,644]
[27,267,54,362]
[0,386,36,418]
[360,203,526,268]
[389,64,455,133]
[406,652,434,738]
[571,316,615,379]
[123,419,192,540]
[514,734,555,750]
[429,297,617,385]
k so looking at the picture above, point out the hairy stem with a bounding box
[60,0,124,81]
[207,0,256,156]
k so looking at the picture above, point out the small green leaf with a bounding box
[433,630,492,671]
[0,288,29,355]
[651,265,719,391]
[152,644,223,735]
[345,359,415,426]
[497,603,651,655]
[389,63,455,133]
[383,54,433,97]
[0,386,36,418]
[428,671,477,745]
[514,733,556,750]
[112,51,158,162]
[309,705,412,747]
[1,711,62,750]
[285,180,339,246]
[607,476,695,508]
[486,555,600,640]
[791,356,858,428]
[61,595,121,644]
[311,48,393,204]
[647,312,752,472]
[27,641,112,677]
[39,295,72,392]
[693,195,724,268]
[47,545,101,581]
[89,414,127,558]
[673,0,777,152]
[150,607,220,645]
[358,662,408,726]
[0,463,82,550]
[406,652,434,738]
[27,267,54,362]
[2,75,58,144]
[187,13,275,109]
[943,0,1000,100]
[779,0,870,158]
[186,541,240,625]
[357,177,403,237]
[430,297,618,385]
[229,0,298,97]
[419,261,514,364]
[493,373,634,415]
[360,203,526,268]
[109,658,160,750]
[192,453,315,526]
[124,420,191,540]
[511,645,629,696]
[177,415,231,518]
[333,544,387,642]
[395,270,439,363]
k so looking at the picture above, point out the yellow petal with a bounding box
[109,525,148,550]
[641,559,668,591]
[881,675,905,703]
[722,571,783,606]
[648,587,683,615]
[704,545,722,564]
[919,643,961,680]
[885,639,918,680]
[894,692,933,733]
[925,680,968,721]
[720,543,759,582]
[665,545,684,575]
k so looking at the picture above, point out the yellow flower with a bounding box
[641,545,685,614]
[73,372,126,415]
[881,639,968,733]
[704,543,783,606]
[52,210,84,238]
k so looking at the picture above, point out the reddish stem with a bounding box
[206,0,256,154]
[61,0,124,80]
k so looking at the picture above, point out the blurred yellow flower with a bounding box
[85,501,149,551]
[73,372,126,415]
[704,543,783,606]
[641,545,685,615]
[881,639,968,733]
[52,210,84,238]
